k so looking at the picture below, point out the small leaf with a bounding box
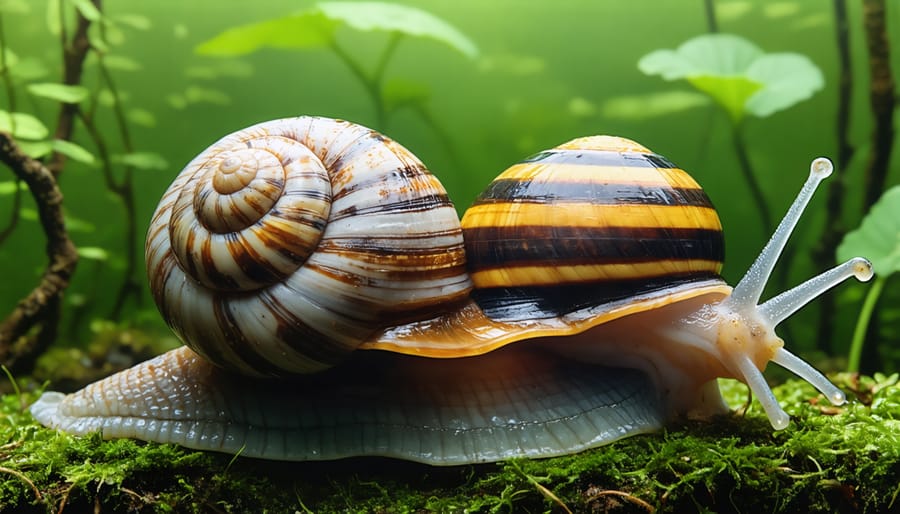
[601,90,709,121]
[87,25,110,53]
[18,140,53,158]
[567,97,596,118]
[837,186,900,277]
[114,152,168,170]
[196,12,337,56]
[166,94,187,110]
[27,82,89,103]
[46,0,61,36]
[478,52,544,75]
[103,55,141,71]
[0,180,25,195]
[687,74,762,123]
[184,86,231,105]
[68,0,101,21]
[8,58,49,80]
[317,1,479,59]
[77,246,109,261]
[0,111,49,139]
[0,0,29,14]
[52,139,95,164]
[0,48,18,72]
[127,108,156,127]
[112,13,152,30]
[64,214,95,233]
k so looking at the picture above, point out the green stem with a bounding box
[330,40,383,128]
[731,123,773,235]
[848,274,886,372]
[330,33,402,131]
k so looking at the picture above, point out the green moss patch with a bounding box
[1,373,899,513]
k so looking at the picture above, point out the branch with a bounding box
[861,0,895,211]
[0,132,78,372]
[46,0,94,177]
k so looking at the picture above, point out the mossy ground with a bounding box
[1,373,899,513]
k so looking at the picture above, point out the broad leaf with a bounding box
[837,185,900,277]
[27,83,89,103]
[0,111,49,139]
[196,12,338,56]
[638,33,823,123]
[52,139,95,164]
[114,152,168,170]
[317,2,478,58]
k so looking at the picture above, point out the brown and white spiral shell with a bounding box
[145,116,472,377]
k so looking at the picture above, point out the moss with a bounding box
[1,373,899,513]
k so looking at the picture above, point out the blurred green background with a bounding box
[1,0,897,376]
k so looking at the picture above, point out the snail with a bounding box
[30,116,872,466]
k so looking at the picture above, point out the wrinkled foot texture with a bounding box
[3,374,899,513]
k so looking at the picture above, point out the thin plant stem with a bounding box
[848,274,886,372]
[731,123,773,235]
[704,0,718,33]
[330,40,384,128]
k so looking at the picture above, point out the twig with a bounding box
[813,0,856,354]
[0,132,78,372]
[0,178,21,244]
[47,0,95,177]
[861,0,895,212]
[704,0,718,33]
[586,489,656,513]
[0,466,43,503]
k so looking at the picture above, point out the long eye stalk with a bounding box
[715,157,873,430]
[727,158,836,310]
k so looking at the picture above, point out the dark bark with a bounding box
[46,0,95,177]
[0,133,78,372]
[861,0,895,211]
[813,0,855,353]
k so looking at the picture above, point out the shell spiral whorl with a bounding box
[146,116,472,377]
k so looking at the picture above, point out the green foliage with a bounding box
[0,111,48,140]
[4,373,900,512]
[197,2,477,59]
[638,34,823,123]
[837,186,900,372]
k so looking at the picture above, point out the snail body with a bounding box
[31,117,872,465]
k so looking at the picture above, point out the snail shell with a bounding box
[144,116,471,376]
[30,118,872,465]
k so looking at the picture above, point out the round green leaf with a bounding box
[127,108,156,127]
[0,110,49,139]
[837,186,900,278]
[184,86,231,105]
[27,83,89,103]
[638,33,823,123]
[317,2,478,59]
[744,53,824,117]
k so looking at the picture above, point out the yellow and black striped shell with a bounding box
[146,116,472,377]
[367,135,731,356]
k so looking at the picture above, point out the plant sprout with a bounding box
[837,185,900,372]
[638,33,824,234]
[196,1,478,131]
